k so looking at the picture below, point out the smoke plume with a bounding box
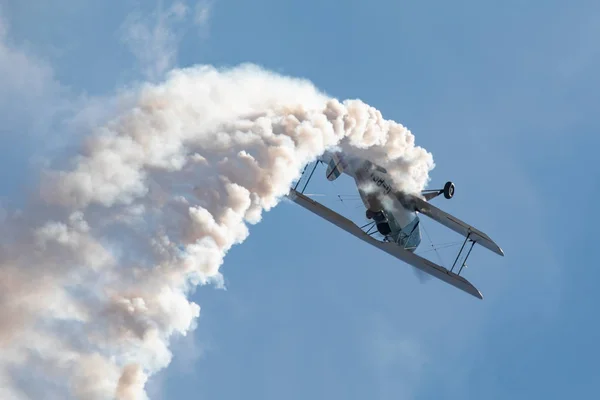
[0,64,434,399]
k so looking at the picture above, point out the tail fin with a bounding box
[325,153,344,181]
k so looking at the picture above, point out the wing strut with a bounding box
[451,233,476,275]
[294,160,319,194]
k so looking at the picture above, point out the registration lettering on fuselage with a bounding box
[370,172,392,195]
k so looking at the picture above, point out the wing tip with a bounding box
[462,285,483,300]
[494,245,505,257]
[465,283,484,300]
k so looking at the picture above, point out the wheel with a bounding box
[443,181,455,199]
[376,222,392,235]
[366,209,375,219]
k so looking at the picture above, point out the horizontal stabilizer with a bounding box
[398,193,504,257]
[325,153,345,181]
[287,189,484,299]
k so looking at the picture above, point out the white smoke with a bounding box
[0,63,434,399]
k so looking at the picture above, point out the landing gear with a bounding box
[376,222,392,235]
[422,181,456,201]
[366,210,391,234]
[366,209,386,221]
[443,181,455,199]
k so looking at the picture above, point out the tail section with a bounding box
[325,152,345,181]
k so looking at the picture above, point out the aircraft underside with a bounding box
[291,152,504,299]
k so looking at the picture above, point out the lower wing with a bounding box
[287,189,484,299]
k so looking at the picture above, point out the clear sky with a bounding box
[1,0,599,399]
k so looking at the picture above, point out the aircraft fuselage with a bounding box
[321,151,422,251]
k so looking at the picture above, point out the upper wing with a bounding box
[287,189,484,299]
[397,192,504,257]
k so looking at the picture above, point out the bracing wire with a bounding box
[420,223,446,269]
[417,242,463,254]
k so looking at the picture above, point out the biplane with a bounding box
[287,151,504,299]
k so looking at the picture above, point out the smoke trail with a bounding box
[0,64,434,399]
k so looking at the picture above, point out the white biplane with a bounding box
[287,151,504,299]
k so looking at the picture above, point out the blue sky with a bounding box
[1,1,599,399]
